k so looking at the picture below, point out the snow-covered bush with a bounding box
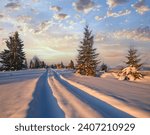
[118,66,143,81]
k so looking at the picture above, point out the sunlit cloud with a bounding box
[17,15,32,23]
[0,14,4,19]
[73,0,95,14]
[49,6,62,12]
[30,8,39,14]
[95,33,108,42]
[107,0,129,8]
[34,20,54,34]
[0,0,150,65]
[0,28,3,31]
[67,20,76,26]
[132,0,150,14]
[32,0,40,2]
[95,16,103,21]
[5,2,21,10]
[107,9,131,17]
[112,26,150,42]
[53,13,69,20]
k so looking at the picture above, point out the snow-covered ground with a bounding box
[60,70,150,117]
[0,69,45,117]
[0,69,150,118]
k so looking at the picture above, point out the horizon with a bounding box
[0,0,150,67]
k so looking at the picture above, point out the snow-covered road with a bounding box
[49,70,134,118]
[0,69,149,118]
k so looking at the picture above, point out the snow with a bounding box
[117,66,143,81]
[26,70,64,118]
[61,71,150,118]
[0,78,38,117]
[0,69,150,118]
[0,69,45,117]
[50,70,134,118]
[49,75,100,118]
[0,69,45,84]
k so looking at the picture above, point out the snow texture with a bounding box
[0,69,150,118]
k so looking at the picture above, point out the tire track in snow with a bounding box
[49,76,101,118]
[52,70,134,118]
[26,70,65,118]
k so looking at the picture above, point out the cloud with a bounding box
[32,0,40,2]
[95,9,131,21]
[0,28,4,31]
[95,16,104,21]
[132,0,150,14]
[34,20,53,34]
[95,33,107,41]
[64,34,79,41]
[113,26,150,42]
[17,15,32,23]
[80,19,86,24]
[5,2,21,10]
[73,0,95,13]
[0,14,4,19]
[67,20,76,25]
[107,9,131,17]
[49,6,62,12]
[53,13,69,20]
[107,0,129,8]
[31,8,39,14]
[105,51,124,58]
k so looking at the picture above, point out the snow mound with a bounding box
[100,72,118,79]
[101,73,113,78]
[118,66,143,81]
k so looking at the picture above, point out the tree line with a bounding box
[0,26,142,78]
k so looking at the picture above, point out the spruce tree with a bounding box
[118,47,143,80]
[14,32,26,70]
[0,31,26,70]
[60,62,64,68]
[24,59,28,69]
[30,60,34,69]
[68,60,75,69]
[35,58,40,68]
[76,25,100,76]
[125,47,142,69]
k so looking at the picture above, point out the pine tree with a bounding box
[60,62,64,68]
[0,31,26,71]
[24,59,28,69]
[29,60,34,69]
[76,25,100,76]
[32,56,40,68]
[14,32,26,70]
[68,60,75,69]
[0,37,15,70]
[35,58,40,68]
[125,47,142,69]
[118,47,143,80]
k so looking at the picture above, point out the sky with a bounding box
[0,0,150,67]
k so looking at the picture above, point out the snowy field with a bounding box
[0,69,150,118]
